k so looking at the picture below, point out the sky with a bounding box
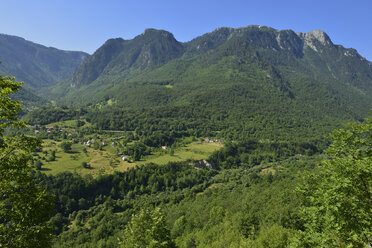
[0,0,371,61]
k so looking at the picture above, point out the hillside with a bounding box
[48,25,372,141]
[4,25,371,247]
[0,34,88,93]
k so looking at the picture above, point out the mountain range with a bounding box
[57,26,372,111]
[55,26,372,138]
[1,25,372,139]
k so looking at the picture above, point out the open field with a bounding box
[38,141,134,177]
[137,142,222,165]
[37,140,223,177]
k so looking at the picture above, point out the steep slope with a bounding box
[70,29,184,88]
[51,26,372,140]
[0,34,88,92]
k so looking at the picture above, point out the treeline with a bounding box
[33,161,216,218]
[209,140,320,169]
[24,106,87,125]
[84,103,335,146]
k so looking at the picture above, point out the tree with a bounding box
[120,207,175,248]
[294,118,372,247]
[81,162,90,169]
[33,160,43,170]
[0,75,54,247]
[60,141,72,153]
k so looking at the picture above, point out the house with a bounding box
[161,146,167,149]
[197,141,202,144]
[205,137,210,142]
[102,141,107,146]
[46,127,54,133]
[34,130,39,134]
[85,140,91,146]
[121,156,128,161]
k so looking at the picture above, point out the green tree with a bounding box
[81,161,90,169]
[295,118,372,247]
[33,160,43,170]
[120,207,175,248]
[60,141,72,153]
[0,76,54,247]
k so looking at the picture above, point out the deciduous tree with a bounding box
[0,75,54,247]
[120,207,175,248]
[295,118,372,247]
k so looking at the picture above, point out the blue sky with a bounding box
[0,0,371,60]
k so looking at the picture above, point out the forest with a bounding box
[1,75,371,248]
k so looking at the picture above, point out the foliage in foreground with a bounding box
[0,76,54,248]
[295,118,372,247]
[120,207,175,248]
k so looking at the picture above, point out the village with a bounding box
[26,119,223,177]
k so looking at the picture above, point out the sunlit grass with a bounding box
[138,142,222,165]
[37,140,222,177]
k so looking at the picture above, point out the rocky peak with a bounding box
[297,29,333,51]
[307,30,332,45]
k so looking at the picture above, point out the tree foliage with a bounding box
[60,141,72,153]
[0,76,54,247]
[120,207,175,248]
[295,118,372,247]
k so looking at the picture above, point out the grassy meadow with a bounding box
[37,139,222,177]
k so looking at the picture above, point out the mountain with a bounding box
[0,34,88,92]
[70,29,183,88]
[48,26,372,140]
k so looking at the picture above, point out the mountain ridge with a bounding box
[70,29,184,88]
[45,25,372,141]
[67,25,371,90]
[0,33,88,92]
[2,26,371,140]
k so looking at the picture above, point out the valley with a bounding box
[1,25,371,248]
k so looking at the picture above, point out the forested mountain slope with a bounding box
[0,34,88,91]
[50,25,372,141]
